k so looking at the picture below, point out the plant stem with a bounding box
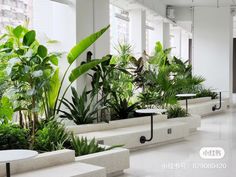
[56,82,72,114]
[53,65,71,115]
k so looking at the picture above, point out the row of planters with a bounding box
[0,24,217,152]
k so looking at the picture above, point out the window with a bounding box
[0,0,33,34]
[110,4,129,54]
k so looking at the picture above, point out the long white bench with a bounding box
[13,162,106,177]
[67,116,189,150]
[0,150,105,177]
[178,97,230,116]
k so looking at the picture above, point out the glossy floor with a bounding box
[120,109,236,177]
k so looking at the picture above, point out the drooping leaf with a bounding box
[67,25,110,64]
[48,69,60,109]
[69,57,109,83]
[23,30,36,46]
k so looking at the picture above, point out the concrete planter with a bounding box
[0,148,129,177]
[76,147,130,177]
[169,114,201,132]
[66,115,167,134]
[178,97,230,116]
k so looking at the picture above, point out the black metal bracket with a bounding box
[6,163,10,177]
[212,92,222,111]
[140,114,154,144]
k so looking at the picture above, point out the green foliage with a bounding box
[140,42,205,108]
[69,57,109,83]
[67,25,110,64]
[70,135,105,156]
[196,88,218,99]
[167,106,187,119]
[60,87,105,124]
[138,91,159,108]
[55,25,110,114]
[0,97,14,124]
[34,120,70,152]
[0,124,29,150]
[108,92,139,120]
[0,25,60,126]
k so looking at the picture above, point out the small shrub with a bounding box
[34,120,70,152]
[70,135,105,156]
[0,124,29,150]
[167,106,187,119]
[70,135,123,156]
[60,87,104,124]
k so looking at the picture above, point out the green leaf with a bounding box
[67,25,110,64]
[69,57,109,83]
[48,69,61,109]
[23,30,36,46]
[37,45,48,58]
[13,25,24,38]
[49,55,58,66]
[0,97,13,123]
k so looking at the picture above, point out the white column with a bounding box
[129,9,146,56]
[163,22,171,49]
[170,27,181,58]
[149,20,163,53]
[76,0,110,92]
[94,0,110,58]
[193,7,233,98]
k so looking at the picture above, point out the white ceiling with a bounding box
[161,0,236,7]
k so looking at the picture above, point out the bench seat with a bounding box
[13,162,106,177]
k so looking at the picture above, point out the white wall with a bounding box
[193,7,233,95]
[33,0,77,100]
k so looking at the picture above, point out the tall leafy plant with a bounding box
[0,25,59,138]
[54,25,110,115]
[60,87,106,124]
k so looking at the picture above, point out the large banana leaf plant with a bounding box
[54,25,110,114]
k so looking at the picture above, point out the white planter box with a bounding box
[76,147,130,177]
[169,115,201,132]
[66,115,167,134]
[68,115,189,150]
[0,148,129,177]
[187,98,230,116]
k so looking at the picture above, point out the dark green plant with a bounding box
[70,135,123,156]
[138,91,159,108]
[108,92,139,120]
[196,88,218,99]
[0,124,29,150]
[167,106,187,119]
[60,87,106,125]
[70,135,105,156]
[34,120,70,152]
